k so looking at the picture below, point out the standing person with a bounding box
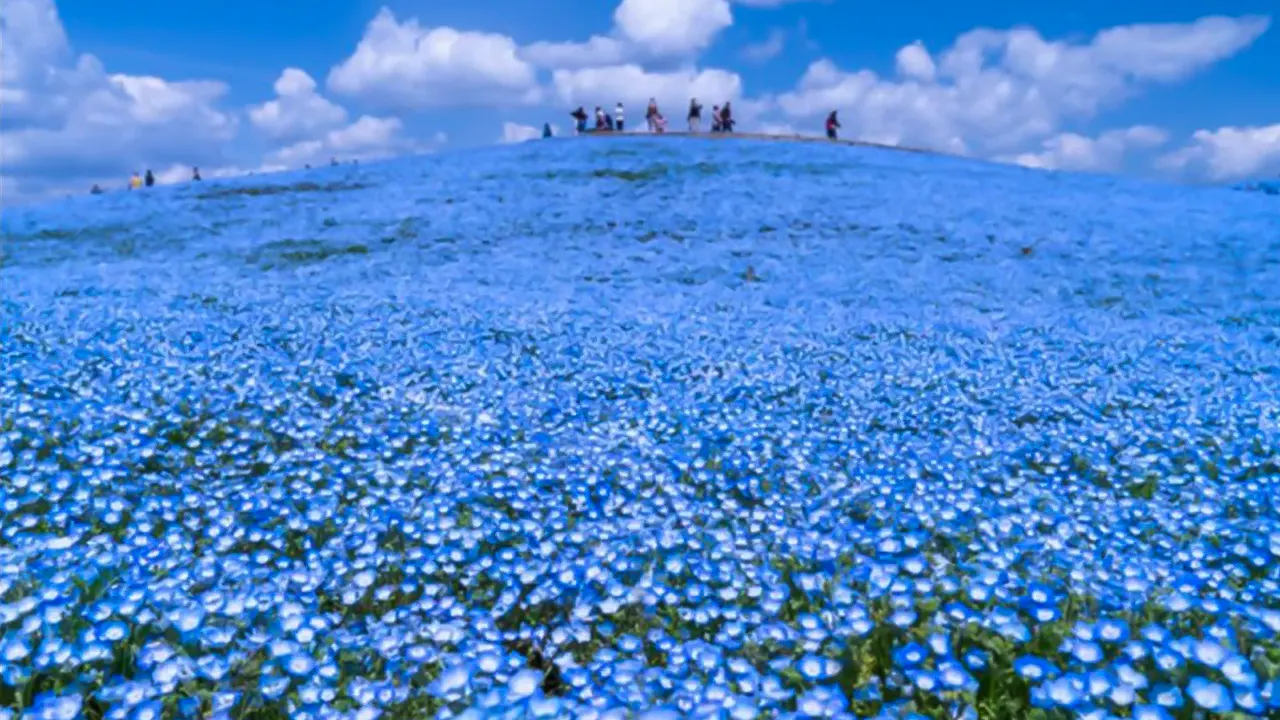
[129,172,142,190]
[542,122,553,138]
[825,110,841,140]
[90,184,104,195]
[645,98,659,132]
[144,169,155,187]
[719,103,734,133]
[687,98,702,132]
[710,106,722,132]
[570,107,588,134]
[615,102,625,132]
[192,167,202,181]
[595,106,606,130]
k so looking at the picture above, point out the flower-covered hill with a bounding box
[1,137,1279,720]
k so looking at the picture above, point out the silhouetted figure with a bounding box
[570,107,588,134]
[90,184,104,195]
[542,123,553,138]
[826,110,841,140]
[192,167,202,181]
[719,103,734,133]
[688,98,702,132]
[144,169,155,187]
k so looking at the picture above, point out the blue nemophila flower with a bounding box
[1014,656,1055,681]
[1187,677,1233,713]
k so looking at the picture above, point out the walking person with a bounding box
[687,98,702,132]
[615,102,625,132]
[826,110,841,140]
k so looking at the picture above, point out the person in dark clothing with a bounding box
[542,123,553,138]
[645,98,659,132]
[90,184,104,195]
[570,107,588,134]
[604,109,615,131]
[826,111,841,140]
[192,167,202,181]
[687,98,702,132]
[144,170,155,187]
[719,103,734,133]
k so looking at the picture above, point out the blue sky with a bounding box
[3,1,1278,202]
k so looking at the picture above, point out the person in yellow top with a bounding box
[129,172,142,190]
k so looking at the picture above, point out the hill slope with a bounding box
[2,138,1280,719]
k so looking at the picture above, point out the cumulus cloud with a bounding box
[266,116,437,168]
[0,0,239,202]
[1156,124,1280,180]
[327,7,541,110]
[772,15,1271,158]
[523,0,799,70]
[1002,125,1170,173]
[248,69,348,141]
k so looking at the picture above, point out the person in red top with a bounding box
[826,110,841,140]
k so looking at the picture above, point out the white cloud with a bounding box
[524,0,788,70]
[613,0,732,57]
[248,68,348,141]
[267,115,430,168]
[1002,125,1170,173]
[1157,124,1280,180]
[0,0,240,202]
[894,41,935,82]
[551,65,744,121]
[772,15,1270,158]
[327,7,541,109]
[742,29,787,62]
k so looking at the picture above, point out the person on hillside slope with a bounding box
[719,103,734,133]
[654,113,668,133]
[542,123,553,138]
[645,98,659,132]
[826,110,841,140]
[710,106,722,132]
[193,167,203,181]
[129,172,142,190]
[688,98,703,132]
[90,184,104,195]
[144,169,156,187]
[615,102,625,132]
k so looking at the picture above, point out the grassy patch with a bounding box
[245,238,371,269]
[197,180,371,200]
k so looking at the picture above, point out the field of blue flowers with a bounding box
[2,136,1279,720]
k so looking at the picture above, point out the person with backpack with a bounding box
[826,110,841,140]
[687,98,702,132]
[645,98,659,132]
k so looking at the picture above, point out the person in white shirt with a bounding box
[615,103,625,132]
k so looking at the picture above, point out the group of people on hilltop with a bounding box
[563,97,843,140]
[567,98,737,135]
